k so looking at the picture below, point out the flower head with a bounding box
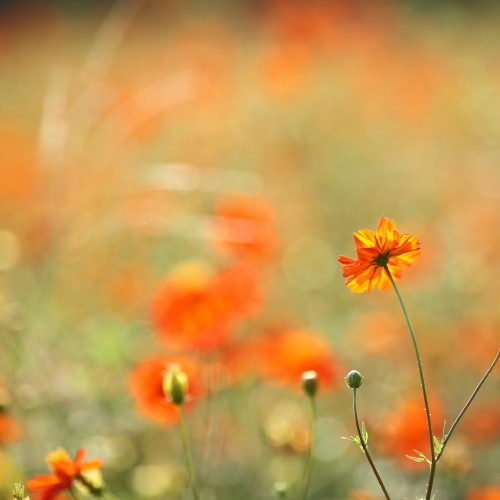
[27,448,102,500]
[339,216,421,293]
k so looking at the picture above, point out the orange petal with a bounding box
[27,474,62,490]
[353,229,376,249]
[81,458,103,471]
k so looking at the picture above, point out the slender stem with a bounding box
[178,406,200,500]
[383,265,436,500]
[299,397,316,500]
[352,388,391,500]
[437,349,500,462]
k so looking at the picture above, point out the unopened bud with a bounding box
[163,364,189,406]
[301,370,319,398]
[274,481,289,498]
[345,370,363,389]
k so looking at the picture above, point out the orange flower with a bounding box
[255,327,342,390]
[209,196,277,261]
[339,216,421,293]
[27,448,102,500]
[466,486,500,500]
[151,261,261,351]
[128,356,201,426]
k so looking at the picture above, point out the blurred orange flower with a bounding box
[460,401,500,446]
[255,327,342,390]
[209,196,277,261]
[151,261,261,351]
[346,310,404,355]
[339,216,421,293]
[466,486,500,500]
[0,382,21,444]
[0,411,21,444]
[128,356,201,426]
[27,448,102,500]
[378,395,444,469]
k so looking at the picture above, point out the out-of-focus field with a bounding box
[0,0,499,499]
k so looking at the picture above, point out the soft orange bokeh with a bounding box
[339,216,421,293]
[254,327,342,390]
[460,401,500,446]
[348,490,383,500]
[128,356,201,426]
[466,486,500,500]
[151,261,261,351]
[209,195,278,262]
[378,395,444,469]
[346,310,405,355]
[0,411,21,444]
[27,448,102,500]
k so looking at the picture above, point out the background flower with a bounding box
[150,261,261,351]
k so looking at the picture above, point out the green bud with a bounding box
[273,481,288,498]
[301,370,319,398]
[163,364,189,406]
[345,370,363,389]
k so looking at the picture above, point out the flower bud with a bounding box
[301,370,319,398]
[274,481,289,498]
[163,364,189,406]
[345,370,363,389]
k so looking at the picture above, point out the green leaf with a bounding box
[361,422,369,445]
[433,434,443,454]
[341,434,365,453]
[405,449,431,464]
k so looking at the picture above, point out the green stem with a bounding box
[436,349,500,462]
[299,397,316,500]
[352,388,391,500]
[178,406,200,500]
[383,265,436,500]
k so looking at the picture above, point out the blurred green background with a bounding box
[0,0,499,499]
